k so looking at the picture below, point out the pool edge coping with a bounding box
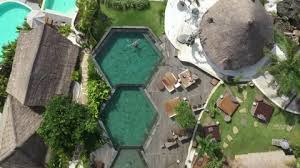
[0,0,33,10]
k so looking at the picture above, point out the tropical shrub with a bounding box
[264,30,300,96]
[76,0,111,47]
[105,0,150,10]
[0,41,17,112]
[196,135,222,159]
[87,58,111,118]
[205,158,224,168]
[259,0,267,5]
[175,101,197,129]
[0,21,33,111]
[37,96,103,157]
[47,151,69,168]
[71,69,82,82]
[16,21,32,33]
[58,24,72,37]
[292,145,300,158]
[0,75,8,112]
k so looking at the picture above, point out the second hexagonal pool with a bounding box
[102,87,156,147]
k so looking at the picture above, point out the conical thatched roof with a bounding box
[199,0,273,70]
[6,24,80,107]
[0,96,47,168]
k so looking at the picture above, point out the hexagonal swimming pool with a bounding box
[95,29,160,86]
[93,28,161,167]
[102,87,156,147]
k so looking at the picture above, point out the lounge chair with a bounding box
[178,69,196,88]
[162,72,178,92]
[178,134,192,143]
[165,141,178,149]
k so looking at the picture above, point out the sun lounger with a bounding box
[162,72,178,92]
[178,69,196,88]
[178,135,191,143]
[165,141,178,149]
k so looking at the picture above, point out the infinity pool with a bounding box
[0,1,30,62]
[43,0,77,15]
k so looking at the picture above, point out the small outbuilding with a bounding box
[252,101,274,123]
[217,92,240,116]
[202,124,221,141]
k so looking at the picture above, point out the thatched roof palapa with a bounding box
[0,96,47,168]
[199,0,273,70]
[6,24,80,107]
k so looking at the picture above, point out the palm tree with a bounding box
[76,0,110,47]
[195,135,221,159]
[264,30,300,96]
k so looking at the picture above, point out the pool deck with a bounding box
[143,36,215,168]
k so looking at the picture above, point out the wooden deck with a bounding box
[143,36,215,168]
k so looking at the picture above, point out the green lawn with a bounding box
[201,84,300,156]
[101,2,166,37]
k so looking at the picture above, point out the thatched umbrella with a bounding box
[199,0,273,70]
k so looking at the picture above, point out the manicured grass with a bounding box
[201,84,300,156]
[101,2,166,37]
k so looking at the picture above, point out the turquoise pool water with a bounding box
[0,2,30,62]
[43,0,77,15]
[112,149,146,168]
[95,31,160,86]
[102,87,156,147]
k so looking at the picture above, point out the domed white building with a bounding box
[165,0,274,81]
[199,0,273,71]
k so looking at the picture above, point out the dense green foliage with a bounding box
[0,41,16,112]
[196,135,222,160]
[37,96,103,157]
[87,58,111,118]
[259,0,267,5]
[76,0,111,47]
[16,21,31,33]
[175,101,197,129]
[204,158,223,168]
[101,2,166,36]
[104,0,150,10]
[58,24,72,37]
[292,145,300,158]
[71,69,82,82]
[264,30,300,96]
[47,151,69,168]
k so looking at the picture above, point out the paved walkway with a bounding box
[229,150,296,168]
[143,36,215,168]
[79,52,89,105]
